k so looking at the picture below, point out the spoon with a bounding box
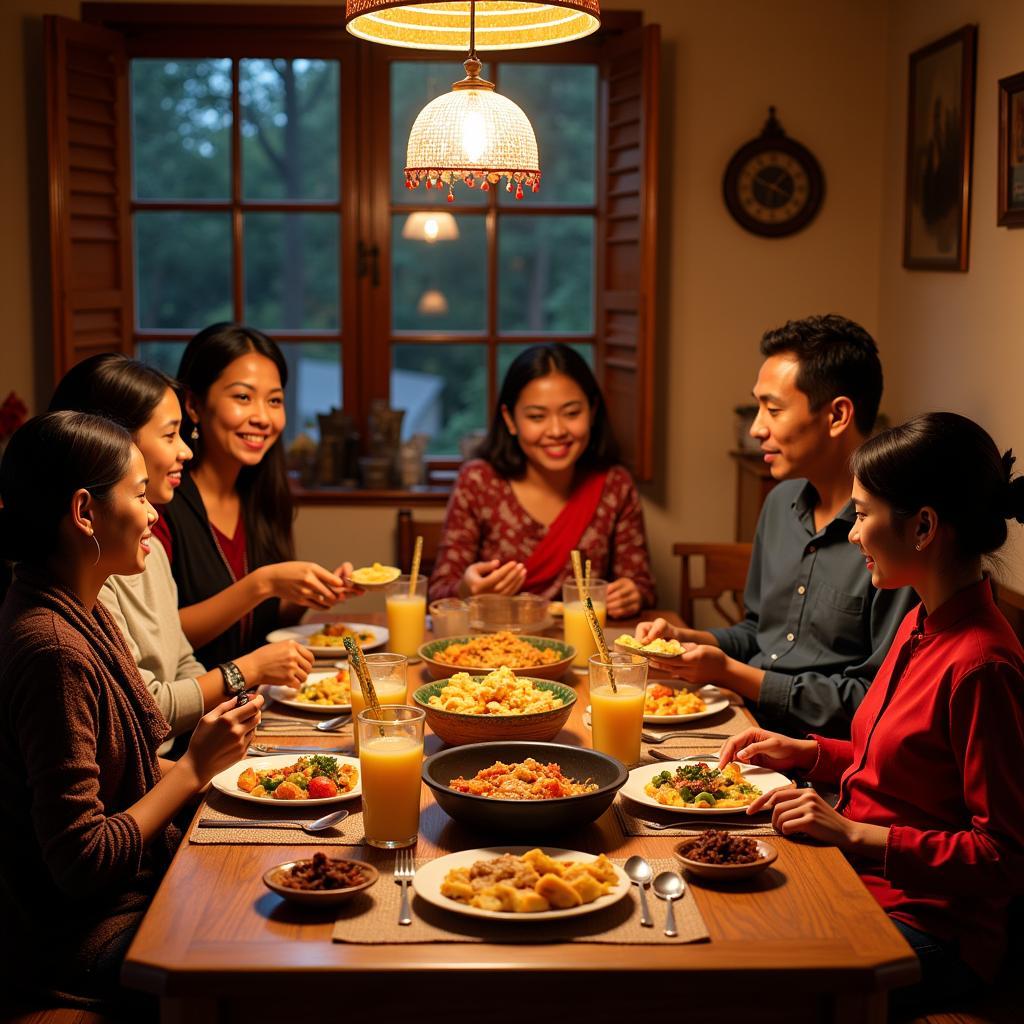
[653,871,685,937]
[624,856,654,928]
[196,809,350,835]
[316,714,352,732]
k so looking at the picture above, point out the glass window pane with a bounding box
[135,212,232,329]
[241,59,339,200]
[135,341,188,380]
[498,216,594,333]
[131,59,232,200]
[244,213,340,330]
[391,61,489,207]
[498,64,597,206]
[497,342,594,388]
[391,344,487,456]
[391,214,486,333]
[277,342,343,448]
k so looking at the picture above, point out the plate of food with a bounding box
[621,758,789,815]
[263,853,379,906]
[614,634,688,659]
[418,631,574,681]
[642,683,731,724]
[266,621,388,657]
[347,562,401,590]
[212,753,361,805]
[264,666,352,712]
[414,846,630,921]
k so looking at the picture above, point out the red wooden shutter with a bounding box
[597,24,659,482]
[45,16,132,382]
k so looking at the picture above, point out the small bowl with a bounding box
[422,741,627,834]
[412,677,576,745]
[468,594,551,634]
[263,857,379,906]
[418,634,576,682]
[673,838,778,881]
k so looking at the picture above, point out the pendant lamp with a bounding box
[402,211,460,242]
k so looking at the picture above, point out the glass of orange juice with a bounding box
[385,575,427,657]
[589,652,648,766]
[357,705,425,849]
[563,579,608,668]
[350,653,408,753]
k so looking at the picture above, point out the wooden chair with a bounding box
[673,542,753,626]
[395,508,444,576]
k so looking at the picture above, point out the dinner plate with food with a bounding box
[264,666,352,712]
[212,753,362,806]
[414,846,630,922]
[621,758,789,815]
[642,683,731,724]
[266,621,388,657]
[347,562,401,590]
[614,634,688,660]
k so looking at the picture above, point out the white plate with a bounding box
[211,753,362,806]
[613,635,685,660]
[264,668,352,713]
[413,847,631,923]
[621,759,791,815]
[266,621,389,657]
[642,684,731,724]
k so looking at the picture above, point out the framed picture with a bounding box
[902,25,977,271]
[998,70,1024,228]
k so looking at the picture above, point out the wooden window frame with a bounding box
[51,4,658,493]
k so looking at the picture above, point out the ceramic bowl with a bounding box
[418,634,575,682]
[262,856,379,906]
[673,837,778,881]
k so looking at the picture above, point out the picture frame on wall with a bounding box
[902,25,977,271]
[998,70,1024,228]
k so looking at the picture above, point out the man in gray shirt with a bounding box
[638,314,918,736]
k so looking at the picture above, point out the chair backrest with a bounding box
[672,542,753,627]
[395,508,444,576]
[993,579,1024,648]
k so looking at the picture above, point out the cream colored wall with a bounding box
[3,0,890,611]
[878,0,1024,587]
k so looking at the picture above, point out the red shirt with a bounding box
[808,577,1024,979]
[428,460,656,604]
[152,510,247,583]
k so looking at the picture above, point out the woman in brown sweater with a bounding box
[0,411,263,1007]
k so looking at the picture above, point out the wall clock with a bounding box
[723,107,825,237]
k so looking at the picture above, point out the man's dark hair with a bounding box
[760,314,882,435]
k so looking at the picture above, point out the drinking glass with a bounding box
[563,578,608,668]
[350,653,408,753]
[589,652,648,765]
[429,597,470,638]
[385,574,428,656]
[357,705,425,849]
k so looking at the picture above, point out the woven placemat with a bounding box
[188,789,366,846]
[331,857,707,945]
[613,799,778,837]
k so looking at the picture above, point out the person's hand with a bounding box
[606,578,642,619]
[648,643,727,685]
[718,728,818,773]
[181,693,264,786]
[634,617,680,644]
[258,561,346,609]
[332,561,364,600]
[747,786,856,848]
[462,559,526,596]
[237,641,314,690]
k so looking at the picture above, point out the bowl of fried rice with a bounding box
[412,667,577,745]
[422,741,627,833]
[418,632,575,681]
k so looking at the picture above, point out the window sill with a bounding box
[289,481,451,507]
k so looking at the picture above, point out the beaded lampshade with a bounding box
[404,56,540,201]
[345,1,601,51]
[402,211,460,242]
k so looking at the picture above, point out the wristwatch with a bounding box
[219,661,246,696]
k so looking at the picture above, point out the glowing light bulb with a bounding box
[462,111,487,163]
[423,217,439,241]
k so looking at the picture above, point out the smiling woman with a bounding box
[154,323,359,668]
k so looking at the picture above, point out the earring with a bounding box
[915,543,922,551]
[190,426,199,441]
[89,531,101,566]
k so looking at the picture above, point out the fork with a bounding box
[642,730,731,743]
[640,817,772,831]
[394,847,415,926]
[247,743,350,756]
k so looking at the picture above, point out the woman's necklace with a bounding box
[207,513,253,649]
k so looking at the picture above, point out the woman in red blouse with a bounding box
[718,412,1024,1009]
[429,344,655,617]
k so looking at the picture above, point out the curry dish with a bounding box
[433,631,561,669]
[448,758,598,800]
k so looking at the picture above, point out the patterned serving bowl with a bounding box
[417,634,575,682]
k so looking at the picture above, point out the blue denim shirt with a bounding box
[709,479,919,737]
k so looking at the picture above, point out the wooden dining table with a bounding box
[122,611,917,1024]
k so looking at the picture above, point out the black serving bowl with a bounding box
[421,741,627,835]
